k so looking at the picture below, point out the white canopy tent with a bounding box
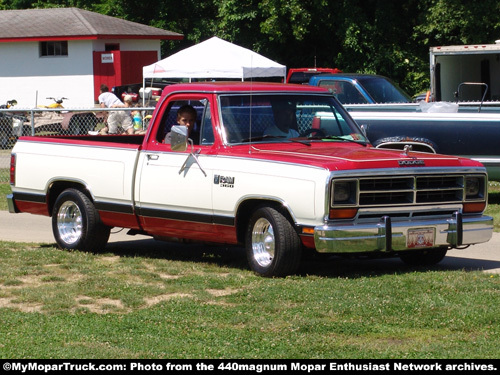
[142,36,286,83]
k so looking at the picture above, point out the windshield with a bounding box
[218,93,368,145]
[288,72,324,84]
[357,76,411,103]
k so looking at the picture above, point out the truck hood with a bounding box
[226,142,484,171]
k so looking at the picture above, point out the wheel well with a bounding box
[47,181,91,216]
[235,199,295,243]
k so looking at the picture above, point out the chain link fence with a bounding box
[0,106,155,183]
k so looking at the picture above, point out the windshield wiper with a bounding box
[308,135,368,146]
[241,135,285,143]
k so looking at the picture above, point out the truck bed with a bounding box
[41,134,146,145]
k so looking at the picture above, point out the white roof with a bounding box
[143,36,286,80]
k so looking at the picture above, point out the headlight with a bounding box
[332,180,357,205]
[334,182,350,201]
[465,176,484,200]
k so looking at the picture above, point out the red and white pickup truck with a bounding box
[7,82,494,277]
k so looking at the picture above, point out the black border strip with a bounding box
[94,201,134,215]
[137,207,235,226]
[11,192,46,203]
[12,192,235,227]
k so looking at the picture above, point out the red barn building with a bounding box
[0,7,182,107]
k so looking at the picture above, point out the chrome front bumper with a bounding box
[314,212,493,253]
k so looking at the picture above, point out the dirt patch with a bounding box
[76,296,127,313]
[158,273,182,280]
[206,288,240,297]
[0,297,43,313]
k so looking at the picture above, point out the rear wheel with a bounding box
[52,188,110,252]
[399,247,448,266]
[245,206,302,277]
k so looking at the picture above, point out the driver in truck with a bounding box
[164,104,198,144]
[264,99,300,138]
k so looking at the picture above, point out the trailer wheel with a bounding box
[245,206,302,277]
[52,188,110,252]
[399,247,447,266]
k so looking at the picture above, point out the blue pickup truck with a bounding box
[308,73,412,104]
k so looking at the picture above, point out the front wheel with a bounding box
[399,247,448,266]
[245,206,302,277]
[52,188,110,252]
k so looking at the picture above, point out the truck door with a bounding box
[136,95,219,242]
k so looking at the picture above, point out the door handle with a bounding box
[147,154,159,160]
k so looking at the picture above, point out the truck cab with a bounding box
[286,67,342,84]
[308,73,412,104]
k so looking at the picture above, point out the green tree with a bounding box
[415,0,500,46]
[4,0,500,95]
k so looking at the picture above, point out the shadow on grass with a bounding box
[40,235,495,279]
[488,190,500,204]
[100,238,251,273]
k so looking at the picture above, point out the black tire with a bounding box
[399,247,448,266]
[245,206,302,277]
[52,188,110,252]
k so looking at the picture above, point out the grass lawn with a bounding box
[0,181,499,359]
[0,240,499,359]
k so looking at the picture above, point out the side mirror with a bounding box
[170,125,188,151]
[360,124,367,137]
[171,125,207,177]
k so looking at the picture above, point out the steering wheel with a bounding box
[301,128,326,138]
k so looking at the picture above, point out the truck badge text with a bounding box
[214,175,235,188]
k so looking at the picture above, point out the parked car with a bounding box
[286,67,342,84]
[308,73,412,104]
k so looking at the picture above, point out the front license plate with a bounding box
[407,228,435,248]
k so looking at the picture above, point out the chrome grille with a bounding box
[415,175,463,204]
[358,175,464,206]
[359,191,414,205]
[332,174,482,208]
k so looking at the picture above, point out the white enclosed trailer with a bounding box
[430,42,500,102]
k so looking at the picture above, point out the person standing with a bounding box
[98,84,134,134]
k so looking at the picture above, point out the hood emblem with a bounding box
[398,159,425,167]
[403,144,412,156]
[398,144,425,166]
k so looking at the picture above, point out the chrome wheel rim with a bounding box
[57,201,83,245]
[251,218,275,267]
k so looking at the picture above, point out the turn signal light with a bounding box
[329,208,358,219]
[463,202,486,213]
[302,227,315,235]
